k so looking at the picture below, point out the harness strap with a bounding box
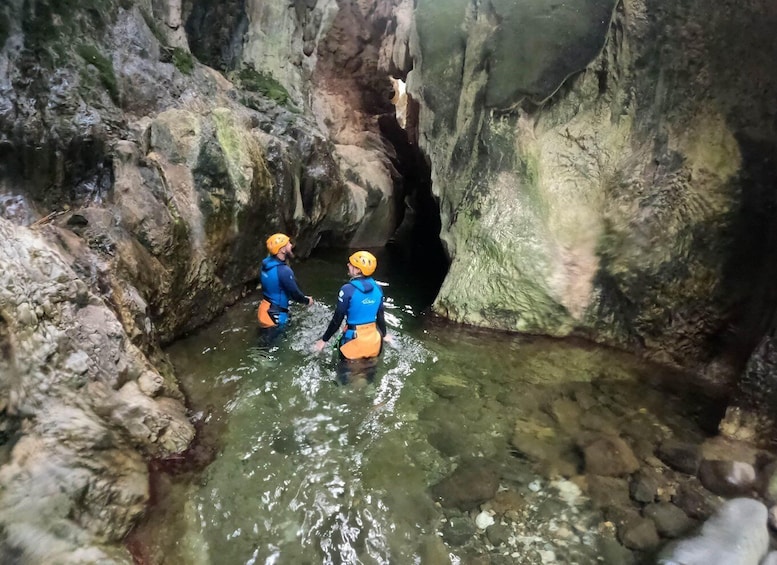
[262,296,289,313]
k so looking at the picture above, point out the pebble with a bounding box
[539,549,556,563]
[475,510,495,529]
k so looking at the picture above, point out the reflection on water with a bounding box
[128,252,725,565]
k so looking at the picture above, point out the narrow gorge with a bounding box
[1,0,777,563]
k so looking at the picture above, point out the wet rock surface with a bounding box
[4,0,777,562]
[413,336,777,564]
[0,218,194,563]
[412,0,777,406]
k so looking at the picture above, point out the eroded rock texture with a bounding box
[0,0,411,561]
[3,0,777,560]
[410,0,777,379]
[0,218,193,563]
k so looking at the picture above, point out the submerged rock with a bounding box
[430,458,500,510]
[697,459,756,497]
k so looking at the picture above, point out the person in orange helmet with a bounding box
[314,251,392,383]
[257,233,313,345]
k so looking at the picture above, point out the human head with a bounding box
[348,250,377,276]
[266,233,292,258]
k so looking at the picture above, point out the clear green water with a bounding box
[129,251,723,565]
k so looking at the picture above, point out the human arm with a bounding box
[277,264,312,305]
[376,302,387,337]
[314,289,349,352]
[376,300,396,345]
[320,286,350,342]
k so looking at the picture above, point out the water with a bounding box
[129,250,725,565]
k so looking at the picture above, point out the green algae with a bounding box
[76,43,118,103]
[173,47,194,75]
[236,66,291,106]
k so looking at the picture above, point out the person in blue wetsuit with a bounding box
[314,251,393,384]
[257,233,313,346]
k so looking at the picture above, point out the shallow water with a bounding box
[129,250,725,565]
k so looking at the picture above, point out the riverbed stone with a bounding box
[769,505,777,530]
[586,475,632,509]
[629,467,664,503]
[762,552,777,565]
[619,516,660,551]
[441,516,477,547]
[697,459,756,497]
[486,523,511,546]
[597,535,637,565]
[643,502,696,538]
[757,459,777,504]
[510,414,567,462]
[578,407,619,436]
[429,373,474,400]
[581,435,639,477]
[430,458,500,510]
[548,397,582,434]
[657,439,701,475]
[672,478,723,520]
[483,489,525,517]
[418,534,452,565]
[604,505,641,530]
[699,436,761,465]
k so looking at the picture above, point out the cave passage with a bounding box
[381,74,448,307]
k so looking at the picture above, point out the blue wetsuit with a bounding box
[321,276,387,345]
[260,256,308,327]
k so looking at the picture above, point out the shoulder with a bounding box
[338,283,354,302]
[277,263,294,277]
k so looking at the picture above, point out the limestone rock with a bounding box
[0,219,193,562]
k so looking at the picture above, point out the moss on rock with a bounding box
[236,66,290,107]
[172,47,194,75]
[76,43,118,103]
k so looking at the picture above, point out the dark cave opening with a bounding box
[379,81,449,309]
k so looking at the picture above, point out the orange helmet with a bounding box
[349,250,377,276]
[266,233,290,255]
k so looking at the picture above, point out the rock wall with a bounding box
[410,0,777,378]
[0,0,409,561]
[183,0,413,248]
[3,0,777,559]
[0,218,193,563]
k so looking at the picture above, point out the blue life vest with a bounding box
[346,277,382,326]
[261,257,289,309]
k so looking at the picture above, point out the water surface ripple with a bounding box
[130,254,722,565]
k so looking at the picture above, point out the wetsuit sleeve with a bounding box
[376,302,386,336]
[277,265,308,304]
[321,285,351,342]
